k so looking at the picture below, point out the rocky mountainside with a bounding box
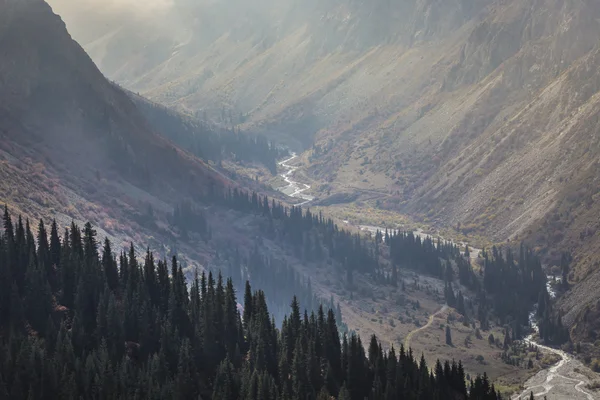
[0,0,230,263]
[0,0,364,334]
[48,0,600,341]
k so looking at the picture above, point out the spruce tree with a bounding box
[36,219,51,284]
[102,238,118,291]
[49,219,61,273]
[24,253,52,335]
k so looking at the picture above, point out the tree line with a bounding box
[133,97,286,173]
[0,207,506,399]
[211,241,344,330]
[200,186,568,347]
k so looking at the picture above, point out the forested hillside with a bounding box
[130,93,286,174]
[1,0,596,397]
[205,187,570,353]
[48,0,600,342]
[0,209,504,400]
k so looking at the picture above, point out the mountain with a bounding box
[0,0,331,328]
[0,0,231,259]
[49,0,600,343]
[3,1,600,394]
[128,91,286,174]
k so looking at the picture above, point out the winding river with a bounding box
[277,153,314,206]
[512,283,596,399]
[512,336,595,400]
[275,154,598,399]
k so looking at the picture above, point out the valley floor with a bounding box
[269,154,600,399]
[512,341,596,400]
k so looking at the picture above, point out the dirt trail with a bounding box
[276,156,598,399]
[403,305,448,350]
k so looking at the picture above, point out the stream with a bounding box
[511,336,595,399]
[512,282,596,399]
[275,154,598,399]
[277,153,314,206]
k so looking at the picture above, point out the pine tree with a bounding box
[49,219,61,273]
[561,252,570,290]
[24,253,52,335]
[9,282,24,332]
[213,358,238,400]
[37,219,51,285]
[0,233,11,326]
[102,238,118,291]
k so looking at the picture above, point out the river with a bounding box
[511,336,595,399]
[275,155,483,259]
[277,153,314,206]
[512,282,596,399]
[275,155,598,399]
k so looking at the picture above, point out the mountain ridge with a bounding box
[0,0,232,264]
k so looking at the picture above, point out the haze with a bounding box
[49,0,174,14]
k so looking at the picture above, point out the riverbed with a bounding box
[277,153,314,206]
[512,284,596,399]
[274,154,598,399]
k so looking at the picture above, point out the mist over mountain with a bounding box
[3,0,600,398]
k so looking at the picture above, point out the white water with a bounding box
[360,222,595,399]
[512,335,595,400]
[277,153,314,206]
[275,155,597,399]
[512,283,595,400]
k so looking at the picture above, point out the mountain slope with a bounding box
[6,2,600,389]
[0,0,341,330]
[47,0,600,341]
[0,0,228,259]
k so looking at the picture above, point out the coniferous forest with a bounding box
[132,96,286,174]
[202,187,566,346]
[0,206,506,399]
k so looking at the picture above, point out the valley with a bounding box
[272,153,600,398]
[513,337,595,400]
[510,283,597,399]
[1,0,600,399]
[48,0,600,336]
